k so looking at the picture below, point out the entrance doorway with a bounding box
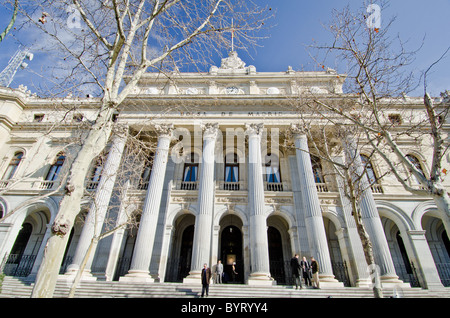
[165,214,195,282]
[268,226,286,284]
[220,225,243,283]
[177,225,194,281]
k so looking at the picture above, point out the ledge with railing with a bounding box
[219,181,246,191]
[0,179,61,191]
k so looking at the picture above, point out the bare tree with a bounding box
[66,133,154,298]
[0,0,18,43]
[303,2,450,239]
[288,121,384,297]
[5,0,272,298]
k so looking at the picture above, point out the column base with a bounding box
[183,270,202,285]
[247,272,276,286]
[119,270,155,283]
[317,274,344,288]
[59,271,97,282]
[380,275,411,289]
[355,278,373,288]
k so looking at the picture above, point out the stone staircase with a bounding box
[1,276,449,298]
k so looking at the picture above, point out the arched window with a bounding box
[264,153,282,191]
[2,152,23,180]
[45,153,65,181]
[225,153,239,182]
[360,154,378,185]
[406,154,425,185]
[87,156,104,190]
[311,156,324,183]
[264,153,281,183]
[224,153,239,190]
[181,153,198,190]
[138,152,154,190]
[406,154,425,175]
[311,155,328,192]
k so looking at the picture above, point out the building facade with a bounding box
[0,52,449,290]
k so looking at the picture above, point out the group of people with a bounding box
[290,254,320,290]
[200,255,320,297]
[201,260,237,297]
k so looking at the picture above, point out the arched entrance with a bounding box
[324,217,350,286]
[422,215,450,286]
[267,214,292,285]
[178,225,194,281]
[268,226,286,284]
[219,214,244,283]
[4,210,49,277]
[382,217,421,287]
[220,225,243,283]
[165,213,195,282]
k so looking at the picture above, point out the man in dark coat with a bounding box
[201,263,212,297]
[290,254,303,289]
[300,256,312,287]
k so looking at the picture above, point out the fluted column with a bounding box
[246,123,272,285]
[184,123,219,282]
[291,124,338,284]
[121,124,174,282]
[65,128,127,278]
[343,134,404,286]
[333,155,372,287]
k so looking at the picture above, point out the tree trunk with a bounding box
[347,173,383,298]
[31,108,114,298]
[68,237,99,298]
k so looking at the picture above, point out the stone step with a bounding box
[1,276,449,298]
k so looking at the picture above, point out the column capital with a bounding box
[245,123,264,136]
[289,123,308,136]
[112,124,129,138]
[154,123,174,139]
[201,122,220,140]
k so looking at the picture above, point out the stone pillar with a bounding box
[291,124,340,286]
[184,123,219,283]
[405,230,444,290]
[64,128,127,279]
[121,124,173,282]
[246,123,273,286]
[343,134,406,287]
[333,156,372,287]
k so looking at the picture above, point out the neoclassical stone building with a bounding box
[0,52,449,290]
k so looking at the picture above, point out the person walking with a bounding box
[201,263,212,297]
[300,256,312,287]
[231,262,238,282]
[290,254,303,289]
[310,256,320,289]
[216,260,223,284]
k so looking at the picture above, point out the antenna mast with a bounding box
[0,48,34,87]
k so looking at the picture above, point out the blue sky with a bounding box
[0,1,449,97]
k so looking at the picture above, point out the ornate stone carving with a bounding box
[245,123,264,136]
[154,123,174,138]
[220,51,246,70]
[289,123,308,135]
[201,122,220,139]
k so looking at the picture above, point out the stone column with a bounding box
[291,124,340,286]
[405,230,444,290]
[184,123,219,283]
[246,123,273,285]
[333,156,372,287]
[121,124,173,282]
[64,128,127,279]
[343,134,405,287]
